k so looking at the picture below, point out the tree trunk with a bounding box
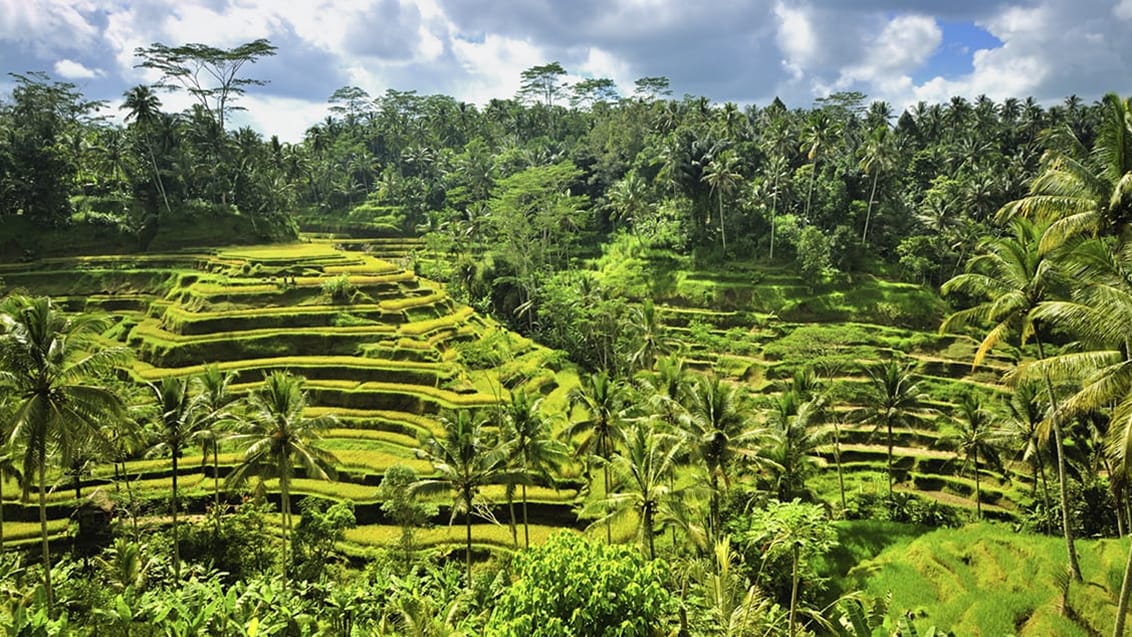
[769,186,778,261]
[1114,536,1132,637]
[213,445,221,536]
[507,484,517,547]
[644,505,655,560]
[171,451,180,580]
[1035,448,1052,534]
[862,170,879,246]
[1036,336,1083,582]
[887,420,895,498]
[789,543,800,637]
[39,461,53,610]
[974,449,982,519]
[281,467,291,586]
[718,191,727,253]
[522,483,530,549]
[834,421,846,511]
[805,161,817,222]
[709,471,720,545]
[465,492,473,582]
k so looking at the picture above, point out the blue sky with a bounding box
[1,0,1129,141]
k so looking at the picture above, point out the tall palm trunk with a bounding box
[788,543,800,637]
[834,420,846,510]
[601,436,612,544]
[281,462,291,586]
[886,419,895,498]
[973,447,982,519]
[804,160,817,221]
[38,461,53,609]
[521,483,530,549]
[644,504,656,560]
[862,170,879,245]
[718,192,727,252]
[1114,537,1132,637]
[171,451,180,579]
[506,483,517,546]
[213,445,221,536]
[769,189,779,262]
[1036,337,1082,581]
[463,487,473,582]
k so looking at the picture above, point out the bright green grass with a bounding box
[852,522,1127,636]
[0,519,71,546]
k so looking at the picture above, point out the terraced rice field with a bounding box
[0,236,580,550]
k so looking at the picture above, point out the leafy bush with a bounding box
[321,274,356,303]
[486,532,676,636]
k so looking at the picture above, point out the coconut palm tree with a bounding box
[602,419,682,559]
[764,390,827,502]
[854,361,928,500]
[940,216,1082,580]
[701,149,742,252]
[561,371,628,543]
[145,376,194,579]
[500,389,568,548]
[859,124,890,247]
[414,408,510,580]
[121,85,172,216]
[0,295,126,608]
[680,375,770,542]
[998,92,1132,250]
[946,394,1002,519]
[999,382,1052,521]
[190,364,239,529]
[226,372,337,583]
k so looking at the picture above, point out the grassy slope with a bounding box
[844,522,1127,636]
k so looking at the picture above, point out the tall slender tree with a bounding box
[855,361,927,499]
[500,389,568,548]
[941,217,1082,580]
[146,376,194,579]
[414,408,511,580]
[562,371,628,543]
[680,375,770,542]
[227,372,337,584]
[0,295,126,608]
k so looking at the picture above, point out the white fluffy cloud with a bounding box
[2,0,1132,140]
[53,58,102,79]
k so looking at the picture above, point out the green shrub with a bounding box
[321,274,356,303]
[486,532,677,636]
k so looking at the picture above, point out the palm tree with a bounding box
[0,295,126,608]
[701,150,742,251]
[800,110,837,222]
[680,375,769,542]
[562,371,627,543]
[602,420,682,559]
[999,382,1052,521]
[606,171,651,238]
[500,390,568,548]
[190,365,239,530]
[146,376,194,579]
[226,372,338,583]
[946,394,1002,519]
[859,124,890,247]
[121,85,172,216]
[414,408,510,580]
[999,92,1132,249]
[940,217,1082,580]
[855,361,927,499]
[764,390,827,501]
[627,300,677,373]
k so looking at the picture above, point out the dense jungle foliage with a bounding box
[5,39,1132,636]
